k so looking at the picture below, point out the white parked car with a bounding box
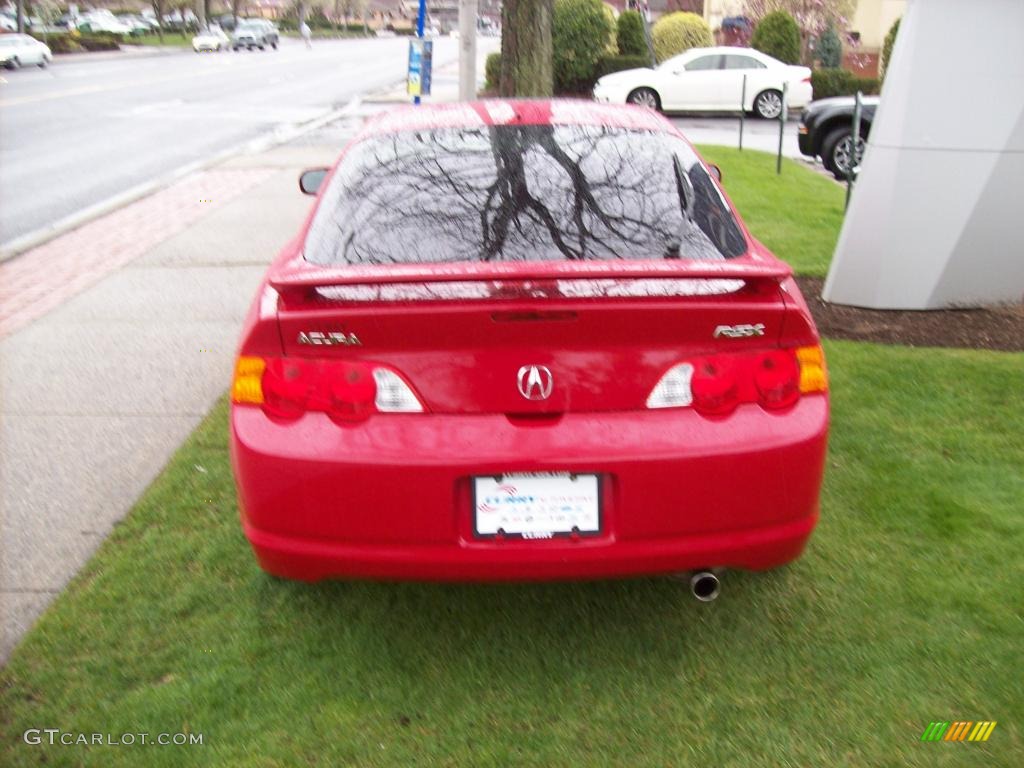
[80,10,132,35]
[0,34,52,69]
[193,26,230,52]
[593,46,813,119]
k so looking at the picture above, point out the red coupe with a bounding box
[230,100,829,598]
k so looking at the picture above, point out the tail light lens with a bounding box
[647,345,827,415]
[231,356,424,422]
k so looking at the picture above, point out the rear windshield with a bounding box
[304,124,747,266]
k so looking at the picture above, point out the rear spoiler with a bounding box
[270,258,792,295]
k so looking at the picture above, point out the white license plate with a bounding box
[473,472,601,539]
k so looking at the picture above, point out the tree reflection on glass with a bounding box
[304,124,747,266]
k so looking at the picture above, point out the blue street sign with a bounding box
[408,39,434,98]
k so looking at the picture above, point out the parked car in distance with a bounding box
[0,34,52,69]
[232,19,278,50]
[118,15,152,36]
[193,26,230,52]
[79,9,132,35]
[798,95,879,179]
[229,99,830,591]
[593,46,813,119]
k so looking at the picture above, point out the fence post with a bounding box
[776,81,788,174]
[845,90,863,210]
[739,74,747,151]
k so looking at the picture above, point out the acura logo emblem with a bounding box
[517,365,553,400]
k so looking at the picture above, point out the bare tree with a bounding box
[151,0,166,41]
[499,0,554,97]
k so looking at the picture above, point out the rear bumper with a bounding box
[244,510,817,581]
[232,398,828,582]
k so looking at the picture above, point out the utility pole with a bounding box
[458,0,477,100]
[196,0,206,30]
[16,0,24,33]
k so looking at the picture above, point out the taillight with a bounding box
[231,356,424,422]
[647,345,827,415]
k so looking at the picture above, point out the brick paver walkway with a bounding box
[0,167,275,337]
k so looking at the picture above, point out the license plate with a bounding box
[473,472,601,539]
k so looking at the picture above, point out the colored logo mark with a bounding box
[921,721,997,742]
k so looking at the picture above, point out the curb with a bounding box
[0,97,365,264]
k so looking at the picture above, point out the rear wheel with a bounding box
[822,126,867,180]
[626,87,660,111]
[38,56,49,68]
[753,89,783,119]
[7,56,20,70]
[271,41,278,50]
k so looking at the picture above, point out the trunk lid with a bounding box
[272,261,791,415]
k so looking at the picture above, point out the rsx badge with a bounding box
[713,323,765,339]
[297,331,362,346]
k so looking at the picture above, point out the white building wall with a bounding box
[822,0,1024,310]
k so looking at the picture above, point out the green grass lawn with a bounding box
[124,33,193,48]
[697,145,846,278]
[2,150,1021,766]
[2,345,1021,766]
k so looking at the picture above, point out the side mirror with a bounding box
[708,164,723,182]
[299,168,329,196]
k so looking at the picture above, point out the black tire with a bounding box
[259,44,265,51]
[271,41,278,50]
[7,57,20,70]
[626,87,661,111]
[821,126,867,180]
[753,89,783,119]
[38,56,49,68]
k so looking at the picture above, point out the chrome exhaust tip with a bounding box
[689,571,720,602]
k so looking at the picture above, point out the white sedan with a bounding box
[0,34,52,69]
[192,26,230,52]
[593,46,812,119]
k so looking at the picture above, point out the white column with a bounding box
[823,0,1024,309]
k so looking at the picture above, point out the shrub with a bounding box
[38,32,122,52]
[751,10,800,65]
[650,12,712,64]
[815,22,842,69]
[602,3,618,55]
[616,9,647,57]
[31,33,79,53]
[880,17,900,81]
[485,52,501,91]
[595,54,652,80]
[810,68,880,99]
[553,0,614,94]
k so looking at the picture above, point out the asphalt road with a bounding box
[668,112,804,160]
[0,36,460,246]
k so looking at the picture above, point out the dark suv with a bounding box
[232,19,279,51]
[798,96,879,179]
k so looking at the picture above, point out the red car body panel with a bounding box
[229,99,829,582]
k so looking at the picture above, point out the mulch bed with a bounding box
[796,277,1024,352]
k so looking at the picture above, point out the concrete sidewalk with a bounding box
[0,136,358,662]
